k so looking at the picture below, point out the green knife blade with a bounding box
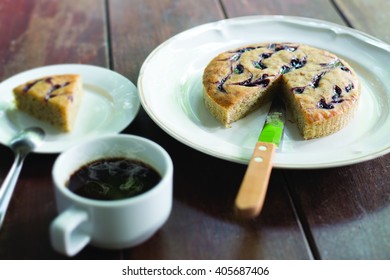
[258,97,286,147]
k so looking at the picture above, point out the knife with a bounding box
[235,97,286,218]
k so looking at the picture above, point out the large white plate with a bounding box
[0,64,140,153]
[138,16,390,169]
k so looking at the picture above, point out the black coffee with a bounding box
[67,157,161,201]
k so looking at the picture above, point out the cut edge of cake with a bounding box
[203,75,282,127]
[281,74,360,139]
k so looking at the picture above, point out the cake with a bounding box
[13,74,83,132]
[202,43,360,139]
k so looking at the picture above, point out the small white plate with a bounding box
[0,64,140,153]
[138,15,390,169]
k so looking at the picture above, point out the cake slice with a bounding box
[13,74,83,132]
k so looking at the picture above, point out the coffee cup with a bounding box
[50,134,173,256]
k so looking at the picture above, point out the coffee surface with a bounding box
[67,157,161,200]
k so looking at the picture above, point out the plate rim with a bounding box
[0,63,140,153]
[138,15,390,169]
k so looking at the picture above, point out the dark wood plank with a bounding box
[108,0,311,259]
[0,0,108,81]
[0,0,118,259]
[222,0,390,259]
[293,0,390,259]
[2,0,387,260]
[221,0,345,24]
[124,156,311,259]
[285,157,390,259]
[334,0,390,43]
[108,0,224,83]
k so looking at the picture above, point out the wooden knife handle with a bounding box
[235,141,276,218]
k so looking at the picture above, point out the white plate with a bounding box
[0,64,140,153]
[138,15,390,169]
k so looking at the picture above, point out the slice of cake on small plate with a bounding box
[13,74,83,132]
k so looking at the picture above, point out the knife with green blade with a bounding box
[235,97,286,218]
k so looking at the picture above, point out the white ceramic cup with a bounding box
[50,134,173,257]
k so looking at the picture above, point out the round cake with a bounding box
[202,42,360,139]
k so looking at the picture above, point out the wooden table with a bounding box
[0,0,389,260]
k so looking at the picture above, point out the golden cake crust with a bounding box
[202,42,360,139]
[13,74,83,132]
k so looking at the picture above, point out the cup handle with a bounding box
[50,206,91,257]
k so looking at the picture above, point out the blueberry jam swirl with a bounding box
[213,44,355,112]
[280,56,307,74]
[231,74,270,88]
[320,59,351,73]
[253,52,273,70]
[291,56,307,69]
[233,64,244,74]
[215,44,300,92]
[44,77,71,101]
[317,97,334,109]
[216,63,271,92]
[227,46,263,61]
[310,71,326,88]
[331,85,344,103]
[268,43,298,52]
[217,76,229,93]
[45,82,71,100]
[345,82,354,92]
[23,79,42,92]
[291,86,306,94]
[316,82,354,109]
[215,63,235,92]
[21,77,72,101]
[231,73,254,86]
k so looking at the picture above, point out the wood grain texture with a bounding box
[0,0,108,81]
[108,0,224,82]
[108,0,311,259]
[0,0,388,260]
[221,0,390,260]
[221,0,345,24]
[284,157,390,259]
[0,0,116,259]
[123,166,311,259]
[334,0,390,43]
[235,142,276,218]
